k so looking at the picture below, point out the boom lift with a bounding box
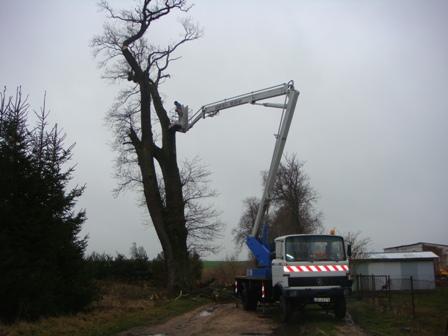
[174,81,352,321]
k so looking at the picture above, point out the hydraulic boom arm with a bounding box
[186,83,291,131]
[173,81,299,264]
[251,87,299,237]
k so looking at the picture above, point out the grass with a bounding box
[349,287,448,335]
[0,281,208,336]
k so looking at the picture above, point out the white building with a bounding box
[351,251,439,291]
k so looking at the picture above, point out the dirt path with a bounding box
[116,303,367,336]
[116,303,275,336]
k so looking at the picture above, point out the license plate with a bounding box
[314,297,331,303]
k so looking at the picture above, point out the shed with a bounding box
[351,251,439,291]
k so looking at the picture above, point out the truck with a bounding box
[237,233,352,321]
[173,81,352,321]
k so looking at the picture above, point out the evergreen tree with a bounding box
[0,88,95,322]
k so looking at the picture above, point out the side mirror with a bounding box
[347,244,352,258]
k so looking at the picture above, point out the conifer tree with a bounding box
[0,88,94,322]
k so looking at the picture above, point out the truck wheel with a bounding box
[280,295,293,322]
[241,283,257,311]
[334,296,346,319]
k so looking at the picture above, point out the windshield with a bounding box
[284,235,345,262]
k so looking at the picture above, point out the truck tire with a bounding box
[241,283,257,311]
[280,295,293,322]
[334,296,346,319]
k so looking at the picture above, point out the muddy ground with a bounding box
[116,303,366,336]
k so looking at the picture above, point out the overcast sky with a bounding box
[1,0,447,259]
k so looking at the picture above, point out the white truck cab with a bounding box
[271,234,352,320]
[272,234,349,289]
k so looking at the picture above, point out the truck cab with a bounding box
[272,234,352,320]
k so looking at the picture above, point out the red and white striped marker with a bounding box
[283,264,349,273]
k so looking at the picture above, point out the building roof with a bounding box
[384,242,448,249]
[354,251,439,262]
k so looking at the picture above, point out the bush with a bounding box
[85,248,203,290]
[85,251,151,281]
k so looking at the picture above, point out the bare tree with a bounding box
[233,154,322,249]
[181,157,223,255]
[343,231,371,259]
[92,0,202,291]
[269,154,322,239]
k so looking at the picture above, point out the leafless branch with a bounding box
[181,156,223,255]
[343,231,371,259]
[234,154,323,248]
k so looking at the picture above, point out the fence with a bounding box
[354,274,435,292]
[353,274,436,319]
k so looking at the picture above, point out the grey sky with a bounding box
[1,0,447,259]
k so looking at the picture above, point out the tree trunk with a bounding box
[134,79,192,292]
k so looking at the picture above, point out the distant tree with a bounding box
[233,154,322,249]
[130,242,148,260]
[92,0,208,291]
[0,88,94,322]
[343,231,371,259]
